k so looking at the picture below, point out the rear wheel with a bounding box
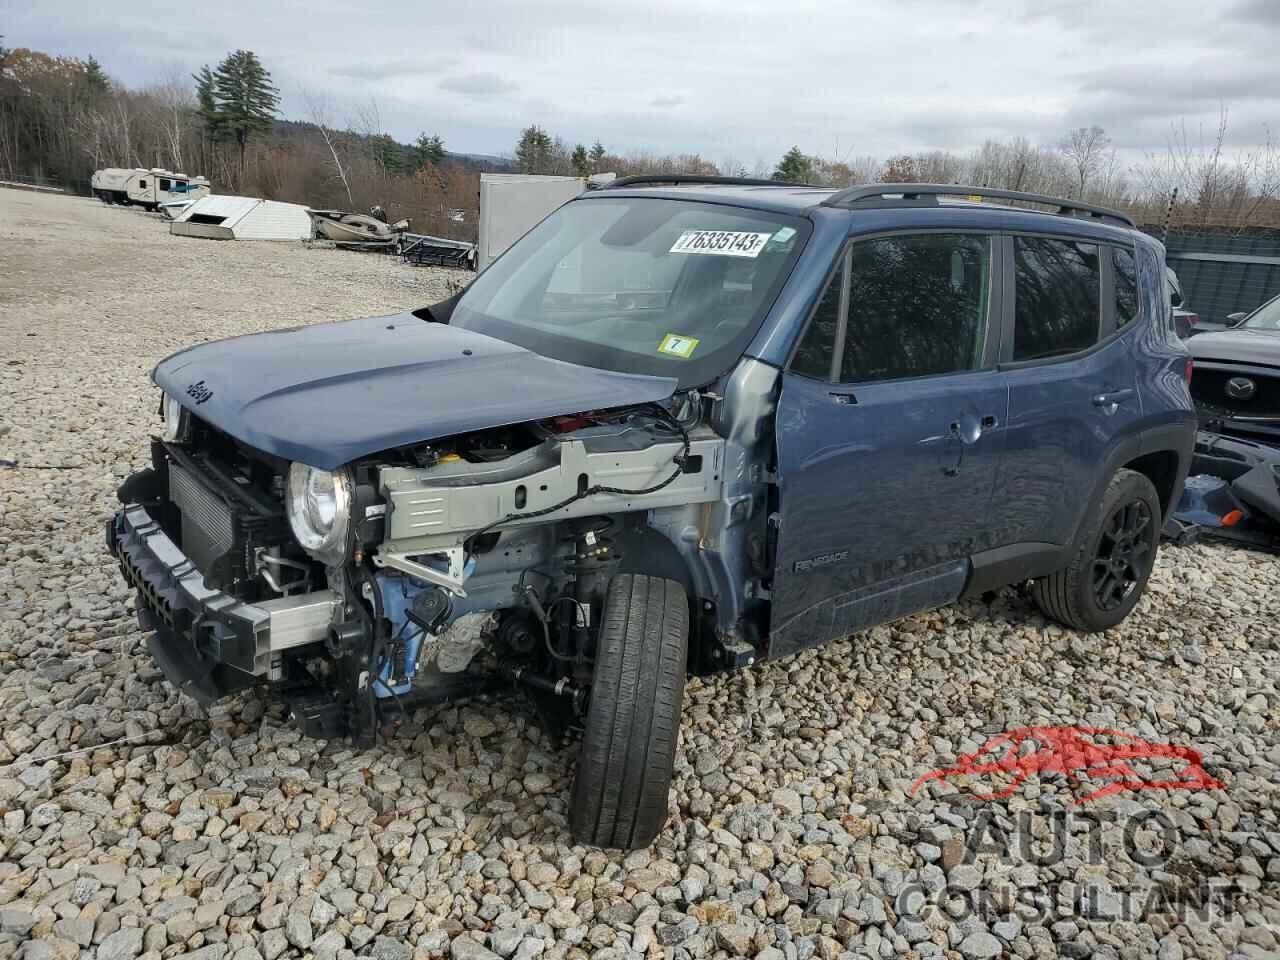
[1032,468,1161,632]
[569,574,688,849]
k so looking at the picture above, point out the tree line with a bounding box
[3,38,1278,236]
[513,119,1280,234]
[0,41,482,239]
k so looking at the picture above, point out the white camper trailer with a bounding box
[91,168,210,211]
[477,173,587,270]
[170,195,313,241]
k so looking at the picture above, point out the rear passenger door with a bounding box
[771,232,1008,655]
[992,236,1144,550]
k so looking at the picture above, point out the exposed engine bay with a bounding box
[109,376,771,743]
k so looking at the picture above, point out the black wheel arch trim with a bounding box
[962,541,1067,597]
[1138,421,1197,518]
[966,421,1194,598]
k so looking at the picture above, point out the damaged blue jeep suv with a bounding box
[108,179,1196,848]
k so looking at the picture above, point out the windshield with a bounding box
[1243,296,1280,331]
[452,196,810,385]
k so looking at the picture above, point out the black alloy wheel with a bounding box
[1032,468,1162,632]
[1092,499,1153,611]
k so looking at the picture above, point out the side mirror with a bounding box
[1170,289,1184,308]
[1227,311,1248,328]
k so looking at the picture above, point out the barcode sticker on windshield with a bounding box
[669,230,773,258]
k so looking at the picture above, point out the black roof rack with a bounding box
[820,183,1136,229]
[602,174,823,190]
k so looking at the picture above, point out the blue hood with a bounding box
[153,313,678,469]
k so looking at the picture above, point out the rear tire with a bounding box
[569,574,688,850]
[1032,468,1161,632]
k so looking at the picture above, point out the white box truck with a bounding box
[477,174,587,270]
[91,168,210,211]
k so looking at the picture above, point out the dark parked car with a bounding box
[1187,292,1280,445]
[107,180,1196,849]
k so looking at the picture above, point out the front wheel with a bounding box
[569,574,688,849]
[1032,468,1161,632]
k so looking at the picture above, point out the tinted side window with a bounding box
[1012,237,1100,361]
[790,265,843,380]
[1114,246,1139,330]
[160,178,172,191]
[841,234,991,383]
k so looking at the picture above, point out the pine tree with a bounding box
[413,132,445,169]
[192,64,220,140]
[368,133,405,176]
[82,56,110,96]
[570,143,590,178]
[210,49,280,181]
[589,140,606,171]
[772,146,814,184]
[515,125,553,174]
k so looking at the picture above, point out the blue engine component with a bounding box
[373,562,476,698]
[1174,474,1240,528]
[374,575,430,698]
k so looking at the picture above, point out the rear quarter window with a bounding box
[1138,245,1171,336]
[1113,246,1140,331]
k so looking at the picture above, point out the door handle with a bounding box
[828,391,858,405]
[948,416,987,445]
[1092,388,1135,408]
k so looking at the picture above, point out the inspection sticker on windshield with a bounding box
[658,333,700,358]
[669,229,773,258]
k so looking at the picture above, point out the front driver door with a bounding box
[770,232,1008,656]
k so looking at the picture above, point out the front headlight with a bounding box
[286,462,353,565]
[160,393,185,441]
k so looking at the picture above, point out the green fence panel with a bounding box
[1162,233,1280,325]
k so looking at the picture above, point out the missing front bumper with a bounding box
[107,503,343,702]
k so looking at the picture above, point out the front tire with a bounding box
[569,574,688,849]
[1032,468,1161,632]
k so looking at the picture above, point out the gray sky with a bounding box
[6,0,1278,166]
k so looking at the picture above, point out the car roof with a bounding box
[586,180,1141,236]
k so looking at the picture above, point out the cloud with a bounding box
[11,0,1280,164]
[1226,0,1280,25]
[329,58,454,81]
[1079,60,1280,105]
[438,72,517,98]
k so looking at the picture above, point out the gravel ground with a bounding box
[0,189,1277,960]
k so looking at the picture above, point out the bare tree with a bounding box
[1060,125,1112,198]
[1134,108,1280,233]
[149,75,193,170]
[109,94,133,168]
[305,91,353,206]
[808,137,879,186]
[351,97,401,185]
